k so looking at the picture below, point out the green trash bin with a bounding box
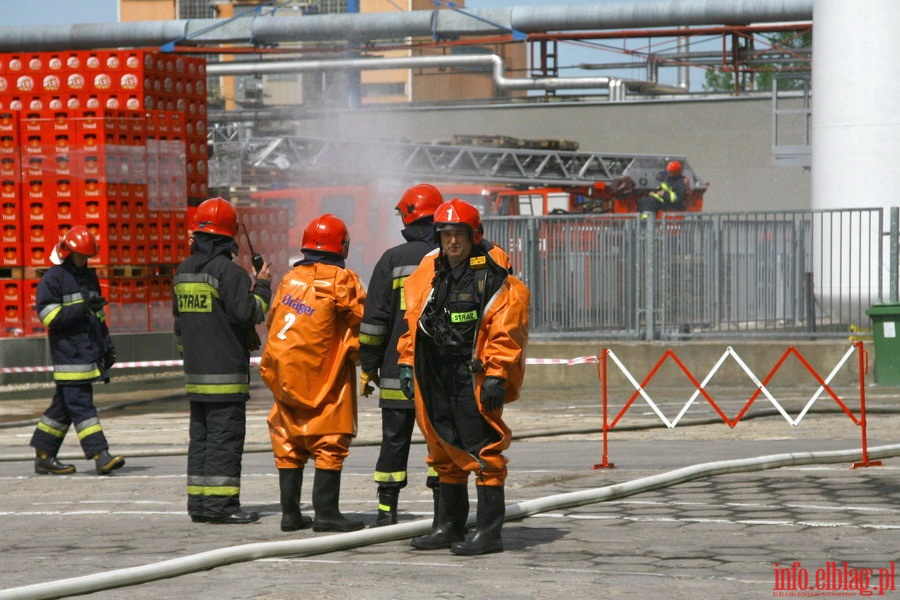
[866,302,900,385]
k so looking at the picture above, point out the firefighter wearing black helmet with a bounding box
[173,197,272,524]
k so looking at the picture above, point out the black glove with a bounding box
[87,296,108,313]
[399,365,415,400]
[480,376,507,412]
[102,349,116,371]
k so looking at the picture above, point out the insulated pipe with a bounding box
[1,443,897,600]
[0,0,814,51]
[206,54,620,93]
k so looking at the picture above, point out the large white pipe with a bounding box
[811,0,900,317]
[1,443,897,600]
[0,1,813,51]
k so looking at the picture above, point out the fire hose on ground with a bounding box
[0,443,898,600]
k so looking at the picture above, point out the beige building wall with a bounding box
[120,0,176,21]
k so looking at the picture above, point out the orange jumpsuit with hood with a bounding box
[397,243,529,487]
[260,261,366,471]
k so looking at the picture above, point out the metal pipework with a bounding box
[206,54,686,95]
[0,0,813,51]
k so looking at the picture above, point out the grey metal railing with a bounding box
[483,208,894,341]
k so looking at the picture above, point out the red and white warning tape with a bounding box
[0,355,600,374]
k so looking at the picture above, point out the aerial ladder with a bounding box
[207,123,707,214]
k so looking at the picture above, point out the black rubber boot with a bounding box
[312,468,365,532]
[373,487,399,527]
[93,450,125,476]
[451,485,505,556]
[207,509,260,524]
[431,485,440,529]
[279,468,313,532]
[34,452,76,475]
[411,482,469,550]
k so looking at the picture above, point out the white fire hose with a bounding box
[1,443,898,600]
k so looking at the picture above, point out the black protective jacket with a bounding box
[36,261,114,384]
[359,221,437,407]
[173,232,271,402]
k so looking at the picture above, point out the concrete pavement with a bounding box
[0,376,898,599]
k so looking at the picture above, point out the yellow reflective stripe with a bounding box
[54,368,102,381]
[359,332,385,346]
[36,421,67,439]
[76,424,103,440]
[39,304,63,326]
[380,389,409,400]
[186,383,250,395]
[254,293,269,315]
[186,485,241,497]
[427,466,438,478]
[374,470,407,484]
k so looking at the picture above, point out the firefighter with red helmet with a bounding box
[398,198,530,555]
[358,183,443,527]
[637,160,687,213]
[260,214,367,533]
[173,197,272,524]
[30,225,125,476]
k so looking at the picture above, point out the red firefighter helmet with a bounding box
[433,198,483,244]
[50,224,98,265]
[666,160,683,176]
[395,183,443,226]
[193,197,238,237]
[302,214,350,258]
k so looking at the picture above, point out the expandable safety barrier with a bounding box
[1,345,880,472]
[594,341,881,470]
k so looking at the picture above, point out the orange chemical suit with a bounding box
[397,243,529,487]
[260,261,366,471]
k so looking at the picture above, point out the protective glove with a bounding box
[102,349,117,371]
[480,376,507,412]
[359,370,379,398]
[86,295,107,313]
[399,365,415,400]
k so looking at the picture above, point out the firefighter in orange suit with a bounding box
[397,199,530,555]
[259,214,367,533]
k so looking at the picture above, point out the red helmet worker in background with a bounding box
[395,183,444,226]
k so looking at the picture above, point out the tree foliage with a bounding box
[702,30,811,93]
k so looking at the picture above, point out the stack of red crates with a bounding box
[0,49,209,337]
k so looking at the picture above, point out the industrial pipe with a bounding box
[206,53,688,96]
[1,443,897,600]
[0,0,813,51]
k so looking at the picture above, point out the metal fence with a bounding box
[483,208,896,341]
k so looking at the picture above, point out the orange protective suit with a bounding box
[398,244,530,486]
[260,262,366,471]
